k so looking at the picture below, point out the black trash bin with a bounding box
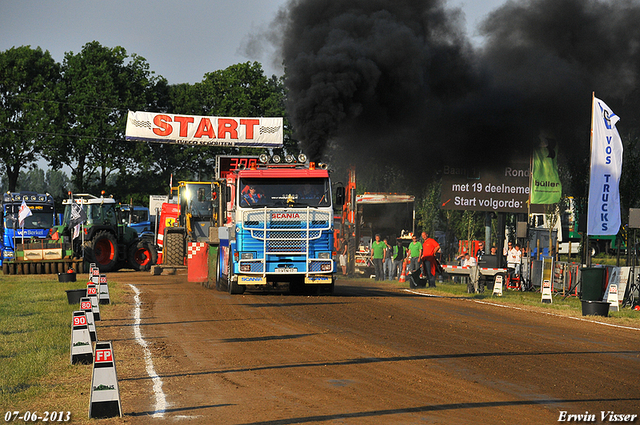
[580,267,606,301]
[65,288,86,304]
[581,300,610,316]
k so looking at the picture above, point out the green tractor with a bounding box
[56,193,157,272]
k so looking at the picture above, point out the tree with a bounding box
[51,41,163,192]
[0,46,61,191]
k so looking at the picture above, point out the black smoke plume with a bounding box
[274,0,640,195]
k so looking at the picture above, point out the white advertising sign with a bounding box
[588,97,623,236]
[125,111,283,147]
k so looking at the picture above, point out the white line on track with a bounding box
[130,284,167,418]
[404,289,640,331]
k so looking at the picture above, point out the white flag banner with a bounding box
[125,111,283,148]
[18,199,32,227]
[588,97,623,236]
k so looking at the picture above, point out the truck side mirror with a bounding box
[335,186,345,207]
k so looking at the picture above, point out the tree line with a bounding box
[0,42,292,205]
[3,42,640,252]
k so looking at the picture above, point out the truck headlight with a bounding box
[321,264,332,271]
[317,252,331,259]
[240,252,254,260]
[240,264,251,272]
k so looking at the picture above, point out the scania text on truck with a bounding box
[214,154,343,294]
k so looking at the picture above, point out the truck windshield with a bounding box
[239,178,330,208]
[5,212,53,229]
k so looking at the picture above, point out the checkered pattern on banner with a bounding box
[187,242,207,259]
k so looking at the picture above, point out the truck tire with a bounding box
[129,240,158,271]
[2,263,7,275]
[227,255,245,294]
[84,231,119,272]
[215,252,223,291]
[164,232,184,266]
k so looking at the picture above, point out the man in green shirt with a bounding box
[370,234,386,281]
[407,234,422,273]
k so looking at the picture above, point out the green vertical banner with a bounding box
[531,143,562,204]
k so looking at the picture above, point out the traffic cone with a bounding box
[398,261,407,283]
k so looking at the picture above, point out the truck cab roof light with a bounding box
[298,154,307,163]
[309,162,316,170]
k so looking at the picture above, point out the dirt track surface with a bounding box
[98,272,640,424]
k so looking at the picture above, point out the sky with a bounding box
[0,0,506,85]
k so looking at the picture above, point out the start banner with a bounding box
[125,111,283,148]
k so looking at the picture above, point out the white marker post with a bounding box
[70,311,93,364]
[99,274,110,305]
[91,267,100,284]
[89,341,122,419]
[492,274,503,296]
[541,280,553,304]
[80,298,97,342]
[606,283,619,312]
[86,284,101,321]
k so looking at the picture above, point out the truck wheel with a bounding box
[227,255,245,294]
[85,231,119,272]
[2,263,7,275]
[164,232,184,266]
[215,252,223,291]
[129,240,157,271]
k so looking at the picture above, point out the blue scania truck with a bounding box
[212,155,343,294]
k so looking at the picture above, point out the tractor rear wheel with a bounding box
[84,231,119,272]
[128,240,157,271]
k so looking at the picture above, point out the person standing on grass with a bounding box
[407,234,422,273]
[420,231,441,288]
[371,234,385,281]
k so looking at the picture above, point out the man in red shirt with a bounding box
[420,231,441,287]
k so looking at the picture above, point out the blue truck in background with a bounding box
[1,191,66,274]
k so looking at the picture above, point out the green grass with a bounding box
[396,278,640,320]
[0,274,120,413]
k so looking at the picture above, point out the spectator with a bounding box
[393,239,405,279]
[506,242,521,275]
[339,236,348,276]
[407,234,422,273]
[420,231,441,288]
[383,238,394,280]
[464,253,480,293]
[490,246,497,255]
[370,234,385,281]
[476,241,485,261]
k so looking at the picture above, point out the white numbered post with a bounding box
[86,284,101,321]
[89,341,122,419]
[99,274,110,305]
[70,311,93,364]
[541,280,553,304]
[493,274,503,296]
[606,283,619,312]
[80,298,97,342]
